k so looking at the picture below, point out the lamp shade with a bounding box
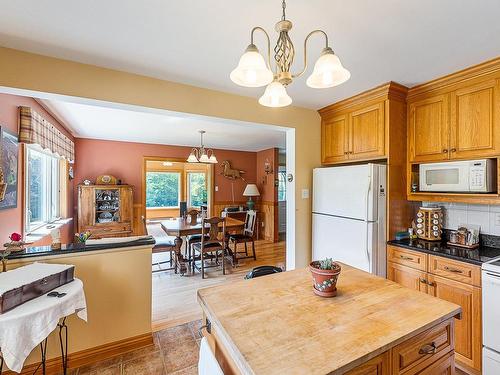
[187,151,198,163]
[243,184,260,197]
[258,81,292,108]
[306,48,351,89]
[230,45,274,88]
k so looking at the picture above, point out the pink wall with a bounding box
[73,138,257,207]
[0,93,74,245]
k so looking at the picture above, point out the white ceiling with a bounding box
[1,1,500,109]
[40,99,286,152]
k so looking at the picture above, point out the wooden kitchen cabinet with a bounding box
[319,82,407,165]
[427,274,482,372]
[321,113,349,164]
[387,262,427,293]
[408,94,450,162]
[450,79,499,159]
[345,352,389,375]
[387,245,482,374]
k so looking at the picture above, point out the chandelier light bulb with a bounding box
[307,48,351,89]
[230,44,274,88]
[258,81,292,108]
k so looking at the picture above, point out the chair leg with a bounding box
[232,240,237,266]
[201,251,205,279]
[222,248,225,275]
[252,240,256,260]
[244,242,248,256]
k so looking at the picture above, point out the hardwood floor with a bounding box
[152,240,286,332]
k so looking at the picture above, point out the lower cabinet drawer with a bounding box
[391,319,454,375]
[387,245,427,271]
[345,352,390,374]
[428,255,481,287]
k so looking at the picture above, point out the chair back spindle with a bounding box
[244,210,257,237]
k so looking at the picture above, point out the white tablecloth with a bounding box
[0,278,87,373]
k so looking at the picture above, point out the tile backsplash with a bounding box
[422,202,500,236]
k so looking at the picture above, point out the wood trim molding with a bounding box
[4,333,153,375]
[318,81,408,115]
[407,56,500,99]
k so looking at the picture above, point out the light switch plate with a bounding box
[301,189,310,199]
[215,186,219,192]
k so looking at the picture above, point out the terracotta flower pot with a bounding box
[309,261,341,297]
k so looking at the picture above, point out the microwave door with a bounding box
[420,164,469,192]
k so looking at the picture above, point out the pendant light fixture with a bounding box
[230,0,350,108]
[187,130,218,164]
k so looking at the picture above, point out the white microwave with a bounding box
[419,159,496,193]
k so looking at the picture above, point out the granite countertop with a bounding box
[7,236,156,260]
[388,238,500,266]
[197,265,461,375]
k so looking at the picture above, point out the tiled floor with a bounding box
[72,320,202,375]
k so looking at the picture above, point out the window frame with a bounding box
[145,170,182,209]
[186,171,208,209]
[24,144,63,234]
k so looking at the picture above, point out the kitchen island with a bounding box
[197,264,461,375]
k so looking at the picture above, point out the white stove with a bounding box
[482,257,500,374]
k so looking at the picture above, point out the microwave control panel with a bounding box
[470,161,486,190]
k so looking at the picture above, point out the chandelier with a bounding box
[230,0,350,107]
[187,130,218,164]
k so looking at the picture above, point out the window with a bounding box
[25,145,61,232]
[146,172,181,208]
[278,166,287,201]
[187,172,207,208]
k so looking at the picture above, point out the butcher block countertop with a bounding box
[197,264,461,375]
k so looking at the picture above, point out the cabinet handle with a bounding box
[442,149,448,153]
[443,266,463,274]
[399,255,414,261]
[344,151,349,155]
[450,148,457,153]
[427,281,436,287]
[419,278,427,284]
[419,342,437,355]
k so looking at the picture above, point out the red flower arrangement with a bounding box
[9,232,22,242]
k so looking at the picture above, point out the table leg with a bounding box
[39,338,47,375]
[174,236,187,275]
[0,355,3,374]
[58,317,68,375]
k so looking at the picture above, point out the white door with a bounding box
[313,164,377,221]
[312,213,373,273]
[484,347,500,375]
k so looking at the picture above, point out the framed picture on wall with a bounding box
[0,126,19,210]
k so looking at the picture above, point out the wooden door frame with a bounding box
[141,156,214,225]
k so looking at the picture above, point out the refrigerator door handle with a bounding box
[364,176,372,222]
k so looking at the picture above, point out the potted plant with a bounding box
[309,258,341,297]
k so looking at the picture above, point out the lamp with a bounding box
[186,130,218,164]
[230,0,350,107]
[243,184,260,211]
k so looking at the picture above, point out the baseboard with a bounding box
[4,333,153,375]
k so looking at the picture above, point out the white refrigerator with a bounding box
[312,164,387,277]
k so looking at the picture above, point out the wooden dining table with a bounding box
[160,217,245,275]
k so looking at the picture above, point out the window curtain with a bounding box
[19,106,75,161]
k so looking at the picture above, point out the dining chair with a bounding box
[146,221,178,273]
[192,217,226,278]
[186,209,206,264]
[228,210,257,265]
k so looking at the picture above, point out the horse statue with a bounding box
[220,160,246,181]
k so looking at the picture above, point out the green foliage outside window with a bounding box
[146,172,180,208]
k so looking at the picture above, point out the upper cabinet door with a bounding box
[349,102,385,160]
[409,94,450,162]
[321,114,349,164]
[450,79,499,159]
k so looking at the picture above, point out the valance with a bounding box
[19,106,74,161]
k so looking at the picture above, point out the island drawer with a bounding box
[387,245,427,271]
[428,255,481,287]
[391,319,454,375]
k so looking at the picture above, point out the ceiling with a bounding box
[1,1,500,109]
[40,99,286,152]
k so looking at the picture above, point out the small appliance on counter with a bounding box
[448,224,480,249]
[414,207,443,241]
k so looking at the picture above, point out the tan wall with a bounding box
[7,245,153,366]
[0,46,321,269]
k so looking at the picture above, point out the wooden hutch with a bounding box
[77,184,133,238]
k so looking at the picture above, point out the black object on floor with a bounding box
[245,266,283,279]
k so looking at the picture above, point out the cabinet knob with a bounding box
[427,281,436,287]
[450,148,457,153]
[442,149,448,153]
[344,151,349,155]
[419,278,427,284]
[419,342,437,355]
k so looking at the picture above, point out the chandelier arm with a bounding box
[292,29,330,79]
[251,26,273,71]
